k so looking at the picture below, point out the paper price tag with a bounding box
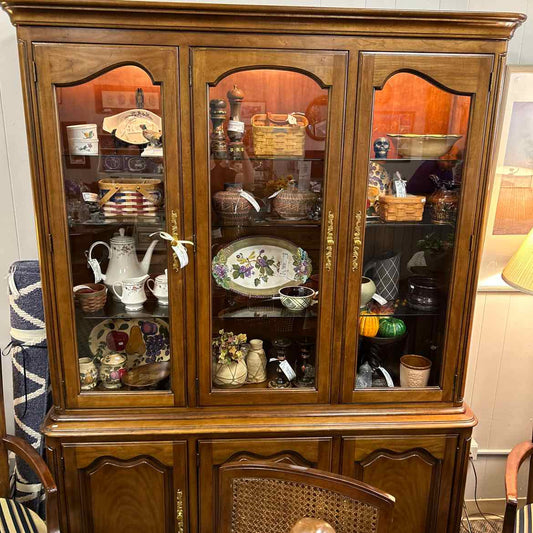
[239,191,261,212]
[82,192,99,203]
[279,360,296,381]
[287,113,298,125]
[372,293,388,305]
[172,242,189,268]
[377,366,395,388]
[268,189,283,199]
[88,258,103,283]
[228,120,245,133]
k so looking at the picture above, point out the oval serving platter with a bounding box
[212,236,312,298]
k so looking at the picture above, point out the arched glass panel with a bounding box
[56,65,171,395]
[357,72,471,391]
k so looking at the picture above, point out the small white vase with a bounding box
[360,276,377,308]
[213,359,248,388]
[246,339,267,383]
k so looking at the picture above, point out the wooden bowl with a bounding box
[121,362,170,389]
[387,134,462,158]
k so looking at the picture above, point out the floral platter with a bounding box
[212,236,312,297]
[88,318,170,369]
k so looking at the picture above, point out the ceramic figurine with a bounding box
[246,339,267,383]
[78,357,98,391]
[360,276,377,309]
[99,353,127,389]
[87,228,157,299]
[209,98,228,159]
[373,137,390,159]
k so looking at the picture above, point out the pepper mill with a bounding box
[209,98,228,159]
[227,84,245,160]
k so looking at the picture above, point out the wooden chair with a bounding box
[217,461,395,533]
[503,434,533,533]
[0,360,59,532]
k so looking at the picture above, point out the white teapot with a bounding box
[88,228,157,299]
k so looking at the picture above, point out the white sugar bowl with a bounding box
[147,270,168,306]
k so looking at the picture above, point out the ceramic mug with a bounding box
[78,357,98,391]
[113,275,149,311]
[147,270,168,306]
[66,123,98,140]
[276,286,317,311]
[400,354,432,388]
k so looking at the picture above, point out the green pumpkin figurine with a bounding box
[378,317,407,338]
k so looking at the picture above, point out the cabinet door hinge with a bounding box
[60,455,65,472]
[48,233,54,254]
[488,71,493,91]
[195,377,199,402]
[453,373,458,395]
[196,450,200,468]
[32,61,37,84]
[188,64,192,87]
[469,234,475,253]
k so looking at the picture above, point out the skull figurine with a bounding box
[373,137,390,159]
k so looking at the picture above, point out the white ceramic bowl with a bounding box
[68,139,99,155]
[67,123,98,140]
[387,134,462,159]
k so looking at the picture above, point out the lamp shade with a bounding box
[502,228,533,294]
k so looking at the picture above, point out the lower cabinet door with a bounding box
[198,437,333,533]
[341,435,458,533]
[62,441,188,533]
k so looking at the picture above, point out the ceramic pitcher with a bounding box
[363,252,401,302]
[113,275,149,311]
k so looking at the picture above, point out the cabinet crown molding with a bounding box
[1,0,526,39]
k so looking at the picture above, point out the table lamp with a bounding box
[502,228,533,294]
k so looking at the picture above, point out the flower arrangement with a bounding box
[212,329,248,364]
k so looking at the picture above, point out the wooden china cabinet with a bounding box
[2,2,525,532]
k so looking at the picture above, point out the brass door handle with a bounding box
[176,489,184,533]
[325,211,335,272]
[352,210,363,272]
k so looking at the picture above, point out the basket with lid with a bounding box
[251,113,308,158]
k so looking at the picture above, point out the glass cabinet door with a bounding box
[342,53,493,403]
[34,44,185,408]
[191,48,347,405]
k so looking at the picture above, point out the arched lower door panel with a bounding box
[341,435,458,533]
[61,441,188,533]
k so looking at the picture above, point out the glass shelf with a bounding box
[76,299,169,320]
[70,215,165,228]
[366,215,455,228]
[370,158,462,163]
[217,302,318,319]
[360,302,440,318]
[214,218,321,229]
[214,156,324,162]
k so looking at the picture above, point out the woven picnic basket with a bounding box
[377,194,426,222]
[251,113,308,157]
[98,178,162,217]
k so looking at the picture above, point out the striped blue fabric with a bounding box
[515,503,533,533]
[0,498,46,532]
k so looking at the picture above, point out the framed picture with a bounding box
[241,101,266,125]
[478,66,533,291]
[94,85,161,114]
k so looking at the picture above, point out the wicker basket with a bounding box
[251,113,308,157]
[377,194,426,222]
[74,283,107,313]
[98,178,163,218]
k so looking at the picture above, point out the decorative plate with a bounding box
[103,109,162,145]
[88,318,170,369]
[212,236,312,298]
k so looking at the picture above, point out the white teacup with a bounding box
[147,270,168,306]
[113,275,149,311]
